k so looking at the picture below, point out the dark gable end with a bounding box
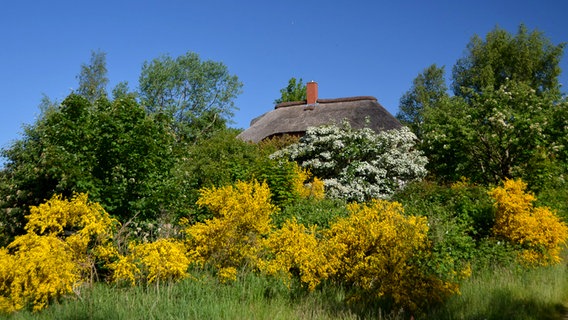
[237,83,402,143]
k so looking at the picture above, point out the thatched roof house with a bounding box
[237,81,401,143]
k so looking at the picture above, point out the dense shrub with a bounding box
[535,177,568,221]
[108,238,190,286]
[0,193,115,313]
[392,180,495,264]
[161,130,304,222]
[272,197,348,230]
[0,234,79,313]
[259,219,339,291]
[271,122,427,202]
[489,179,568,265]
[326,200,460,313]
[291,165,325,200]
[0,94,176,246]
[184,180,276,282]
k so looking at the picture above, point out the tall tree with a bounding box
[77,50,109,103]
[0,93,177,245]
[396,64,448,140]
[421,25,566,187]
[274,77,306,104]
[423,82,563,185]
[138,52,243,141]
[452,24,565,98]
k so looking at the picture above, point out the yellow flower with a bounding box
[489,179,568,266]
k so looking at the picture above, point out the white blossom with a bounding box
[271,122,428,202]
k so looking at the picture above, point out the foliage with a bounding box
[0,93,176,243]
[274,77,307,104]
[326,200,460,313]
[415,25,567,186]
[259,219,338,291]
[108,238,190,286]
[139,51,243,141]
[76,50,109,103]
[292,165,325,200]
[158,129,302,222]
[184,180,276,282]
[489,179,568,266]
[272,122,427,202]
[0,234,80,313]
[393,180,494,264]
[273,197,348,230]
[423,80,566,185]
[536,178,568,222]
[452,24,565,98]
[0,193,115,313]
[396,64,448,140]
[25,193,115,247]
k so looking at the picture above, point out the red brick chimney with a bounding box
[306,81,318,105]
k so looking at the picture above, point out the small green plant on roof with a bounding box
[271,121,428,202]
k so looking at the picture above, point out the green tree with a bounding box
[77,50,109,103]
[396,64,448,140]
[138,52,243,142]
[421,25,566,186]
[0,94,176,245]
[274,77,306,104]
[424,81,565,186]
[452,24,565,98]
[158,129,301,222]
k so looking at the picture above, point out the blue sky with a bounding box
[1,0,567,153]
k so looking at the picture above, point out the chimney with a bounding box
[306,81,318,105]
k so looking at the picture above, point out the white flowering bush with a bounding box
[271,122,427,202]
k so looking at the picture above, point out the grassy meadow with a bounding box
[4,261,568,320]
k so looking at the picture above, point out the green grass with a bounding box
[2,271,368,320]
[4,263,568,320]
[428,262,568,320]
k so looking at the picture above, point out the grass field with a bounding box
[4,261,568,320]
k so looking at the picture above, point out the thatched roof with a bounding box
[237,96,402,143]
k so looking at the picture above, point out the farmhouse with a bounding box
[237,81,401,143]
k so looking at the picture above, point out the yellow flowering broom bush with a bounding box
[0,234,80,313]
[0,193,116,313]
[258,219,340,291]
[292,164,325,200]
[185,180,276,282]
[489,179,568,265]
[326,200,460,313]
[108,238,190,286]
[25,193,117,279]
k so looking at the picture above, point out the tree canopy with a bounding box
[415,24,567,187]
[0,94,176,244]
[452,24,565,98]
[396,64,448,140]
[274,77,306,104]
[77,50,109,103]
[139,52,243,141]
[271,122,427,202]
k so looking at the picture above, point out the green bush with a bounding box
[161,130,303,223]
[535,175,568,222]
[392,180,496,263]
[272,198,348,230]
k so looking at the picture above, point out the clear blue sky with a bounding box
[1,0,567,153]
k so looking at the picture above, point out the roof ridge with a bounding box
[274,96,378,109]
